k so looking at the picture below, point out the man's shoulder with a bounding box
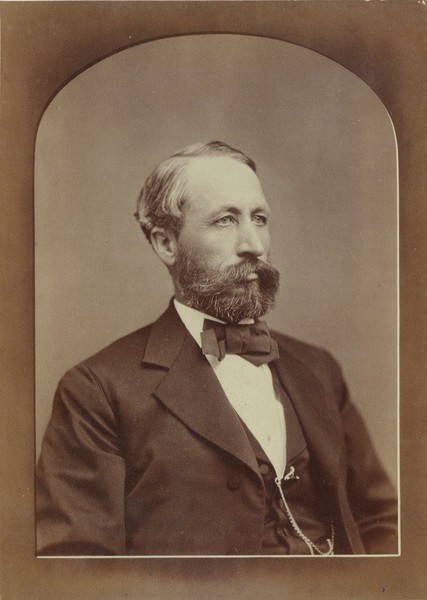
[272,329,328,358]
[271,329,343,381]
[63,302,181,384]
[88,323,154,366]
[61,323,153,387]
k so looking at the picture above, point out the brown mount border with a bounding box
[1,2,426,599]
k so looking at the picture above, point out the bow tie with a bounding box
[200,319,280,366]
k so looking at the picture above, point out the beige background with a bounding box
[2,2,426,600]
[35,36,398,484]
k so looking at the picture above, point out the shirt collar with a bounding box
[173,299,254,348]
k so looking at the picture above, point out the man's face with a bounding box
[173,156,280,322]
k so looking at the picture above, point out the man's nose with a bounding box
[236,223,266,258]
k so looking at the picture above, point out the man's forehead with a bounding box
[183,155,266,206]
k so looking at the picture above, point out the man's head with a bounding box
[135,141,256,239]
[135,141,280,323]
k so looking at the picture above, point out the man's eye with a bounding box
[216,216,235,226]
[253,214,268,225]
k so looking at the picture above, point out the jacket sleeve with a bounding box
[337,369,398,554]
[36,363,127,556]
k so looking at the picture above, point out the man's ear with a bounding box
[150,227,178,267]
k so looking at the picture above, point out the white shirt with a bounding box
[174,299,286,478]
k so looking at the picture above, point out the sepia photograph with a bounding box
[1,2,426,599]
[35,35,398,557]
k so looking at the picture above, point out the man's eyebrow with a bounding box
[206,206,241,219]
[207,205,270,219]
[252,206,271,215]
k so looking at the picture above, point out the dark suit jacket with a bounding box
[36,302,398,556]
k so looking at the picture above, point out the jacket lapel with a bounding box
[271,342,345,486]
[142,303,260,476]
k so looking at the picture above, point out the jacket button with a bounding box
[227,474,242,490]
[227,546,240,555]
[259,463,270,475]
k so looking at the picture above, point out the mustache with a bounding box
[226,258,272,279]
[188,257,279,294]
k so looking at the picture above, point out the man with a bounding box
[36,141,398,556]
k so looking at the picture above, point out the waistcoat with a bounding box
[243,366,336,554]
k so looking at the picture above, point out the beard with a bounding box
[174,249,280,323]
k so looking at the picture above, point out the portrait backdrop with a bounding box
[35,35,398,485]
